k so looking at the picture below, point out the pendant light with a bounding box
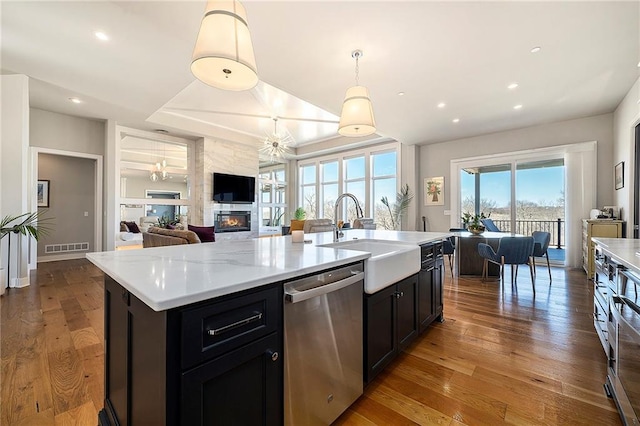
[338,50,376,137]
[191,0,258,91]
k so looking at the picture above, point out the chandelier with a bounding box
[150,144,169,181]
[260,118,292,162]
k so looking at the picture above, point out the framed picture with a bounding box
[424,176,444,206]
[37,180,50,207]
[615,162,624,190]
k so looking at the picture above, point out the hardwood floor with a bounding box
[336,267,621,425]
[0,260,622,425]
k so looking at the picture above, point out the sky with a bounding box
[461,165,564,207]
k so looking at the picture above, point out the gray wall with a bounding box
[38,154,96,257]
[30,108,105,155]
[418,113,614,232]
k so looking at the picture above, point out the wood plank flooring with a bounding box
[0,259,622,425]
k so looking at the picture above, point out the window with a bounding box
[297,143,398,228]
[372,150,397,226]
[299,164,317,219]
[258,165,287,227]
[320,161,338,220]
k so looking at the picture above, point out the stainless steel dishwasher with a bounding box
[284,262,364,426]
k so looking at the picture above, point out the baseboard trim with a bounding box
[10,276,30,288]
[37,252,87,263]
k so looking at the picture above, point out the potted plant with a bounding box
[461,212,487,235]
[287,207,306,235]
[381,184,414,230]
[1,212,52,293]
[293,207,306,221]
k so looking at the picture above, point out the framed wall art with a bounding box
[615,161,624,190]
[37,180,50,207]
[424,176,444,206]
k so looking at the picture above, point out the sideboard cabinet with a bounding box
[582,219,623,278]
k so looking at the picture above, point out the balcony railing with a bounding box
[491,219,565,249]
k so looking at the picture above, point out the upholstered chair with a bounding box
[532,231,552,283]
[480,218,501,232]
[477,236,536,294]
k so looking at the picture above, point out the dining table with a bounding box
[451,231,525,277]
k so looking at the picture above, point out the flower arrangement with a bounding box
[461,212,488,234]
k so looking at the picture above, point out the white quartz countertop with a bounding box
[591,237,640,273]
[87,229,449,311]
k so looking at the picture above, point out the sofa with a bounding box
[142,227,201,247]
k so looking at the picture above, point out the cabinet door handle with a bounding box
[207,312,263,336]
[395,291,404,299]
[268,350,279,362]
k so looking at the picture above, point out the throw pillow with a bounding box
[119,221,128,232]
[124,221,141,233]
[188,225,215,242]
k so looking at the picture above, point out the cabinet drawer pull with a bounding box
[207,312,263,336]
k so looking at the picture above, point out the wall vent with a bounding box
[44,242,89,254]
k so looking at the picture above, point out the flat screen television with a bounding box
[212,172,255,203]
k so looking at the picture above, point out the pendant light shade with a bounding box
[338,85,376,137]
[338,50,376,137]
[191,0,258,91]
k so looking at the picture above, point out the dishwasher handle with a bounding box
[285,272,364,303]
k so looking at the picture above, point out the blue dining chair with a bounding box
[532,231,552,283]
[480,218,501,232]
[477,236,536,294]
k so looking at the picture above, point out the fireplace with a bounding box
[215,211,251,233]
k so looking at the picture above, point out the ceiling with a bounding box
[2,1,639,157]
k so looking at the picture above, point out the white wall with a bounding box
[418,113,614,232]
[122,176,188,199]
[613,77,640,237]
[0,75,30,287]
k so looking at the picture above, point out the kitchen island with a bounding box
[87,229,449,425]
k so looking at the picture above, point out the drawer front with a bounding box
[594,300,608,353]
[181,285,281,370]
[421,243,435,263]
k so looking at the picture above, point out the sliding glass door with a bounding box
[457,157,565,264]
[460,164,512,230]
[515,159,565,254]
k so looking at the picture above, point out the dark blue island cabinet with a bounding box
[363,241,444,383]
[98,276,283,426]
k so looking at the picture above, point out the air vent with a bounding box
[44,242,89,254]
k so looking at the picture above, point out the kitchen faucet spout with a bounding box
[333,193,364,242]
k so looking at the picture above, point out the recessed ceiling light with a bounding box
[397,92,405,96]
[68,97,82,104]
[94,31,109,41]
[530,46,541,53]
[514,104,523,110]
[508,83,519,90]
[452,118,460,123]
[637,61,640,68]
[437,102,446,108]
